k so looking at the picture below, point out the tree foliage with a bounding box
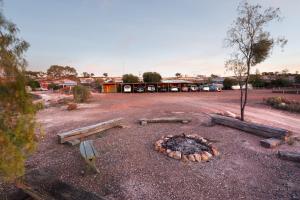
[143,72,162,83]
[0,10,37,181]
[223,77,238,90]
[47,65,77,78]
[122,74,139,83]
[225,2,286,121]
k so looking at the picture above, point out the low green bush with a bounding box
[72,85,90,103]
[264,96,300,113]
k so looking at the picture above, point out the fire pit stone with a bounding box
[154,134,219,162]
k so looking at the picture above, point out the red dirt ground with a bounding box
[2,90,300,199]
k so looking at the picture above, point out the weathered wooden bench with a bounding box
[210,114,291,140]
[57,118,123,144]
[80,140,100,173]
[139,117,192,126]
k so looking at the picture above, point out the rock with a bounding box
[224,111,237,118]
[211,147,220,156]
[188,154,196,162]
[194,154,202,162]
[168,151,175,158]
[182,155,189,162]
[201,153,209,161]
[173,151,182,160]
[204,151,212,158]
[260,138,282,148]
[166,149,172,154]
[159,147,166,154]
[200,138,208,143]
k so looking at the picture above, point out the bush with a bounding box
[48,83,60,90]
[34,101,45,111]
[223,78,237,90]
[67,103,77,110]
[27,79,40,90]
[72,85,90,103]
[264,96,300,113]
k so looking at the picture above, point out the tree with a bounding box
[47,65,77,78]
[143,72,162,83]
[175,73,182,78]
[82,72,90,78]
[223,77,237,90]
[103,73,108,77]
[225,2,287,121]
[122,74,139,83]
[0,9,37,181]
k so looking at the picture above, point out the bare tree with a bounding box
[225,2,287,121]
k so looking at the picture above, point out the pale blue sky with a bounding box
[3,0,300,76]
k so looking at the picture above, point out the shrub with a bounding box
[48,83,60,90]
[264,96,300,113]
[72,85,90,103]
[27,79,40,90]
[67,103,77,110]
[34,101,45,111]
[223,78,237,90]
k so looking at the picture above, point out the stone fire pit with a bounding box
[154,134,219,162]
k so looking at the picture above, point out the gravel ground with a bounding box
[1,90,300,199]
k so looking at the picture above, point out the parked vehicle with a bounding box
[209,85,221,92]
[170,87,179,92]
[123,85,132,93]
[134,86,145,93]
[190,85,199,92]
[158,87,168,92]
[201,85,210,91]
[181,86,189,92]
[147,85,156,92]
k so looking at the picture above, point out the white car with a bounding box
[202,86,210,91]
[170,87,179,92]
[123,85,132,93]
[190,85,199,92]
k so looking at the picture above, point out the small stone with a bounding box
[200,138,207,143]
[173,151,182,160]
[166,149,172,154]
[201,153,209,161]
[211,147,220,156]
[182,155,189,162]
[159,147,166,154]
[168,151,175,158]
[194,154,202,162]
[188,154,196,162]
[204,151,212,158]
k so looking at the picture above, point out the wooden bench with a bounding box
[139,117,192,126]
[210,114,291,140]
[80,140,100,173]
[57,118,123,144]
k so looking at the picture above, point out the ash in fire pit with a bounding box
[155,134,219,162]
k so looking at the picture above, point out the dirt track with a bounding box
[2,90,300,199]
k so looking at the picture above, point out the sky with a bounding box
[3,0,300,77]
